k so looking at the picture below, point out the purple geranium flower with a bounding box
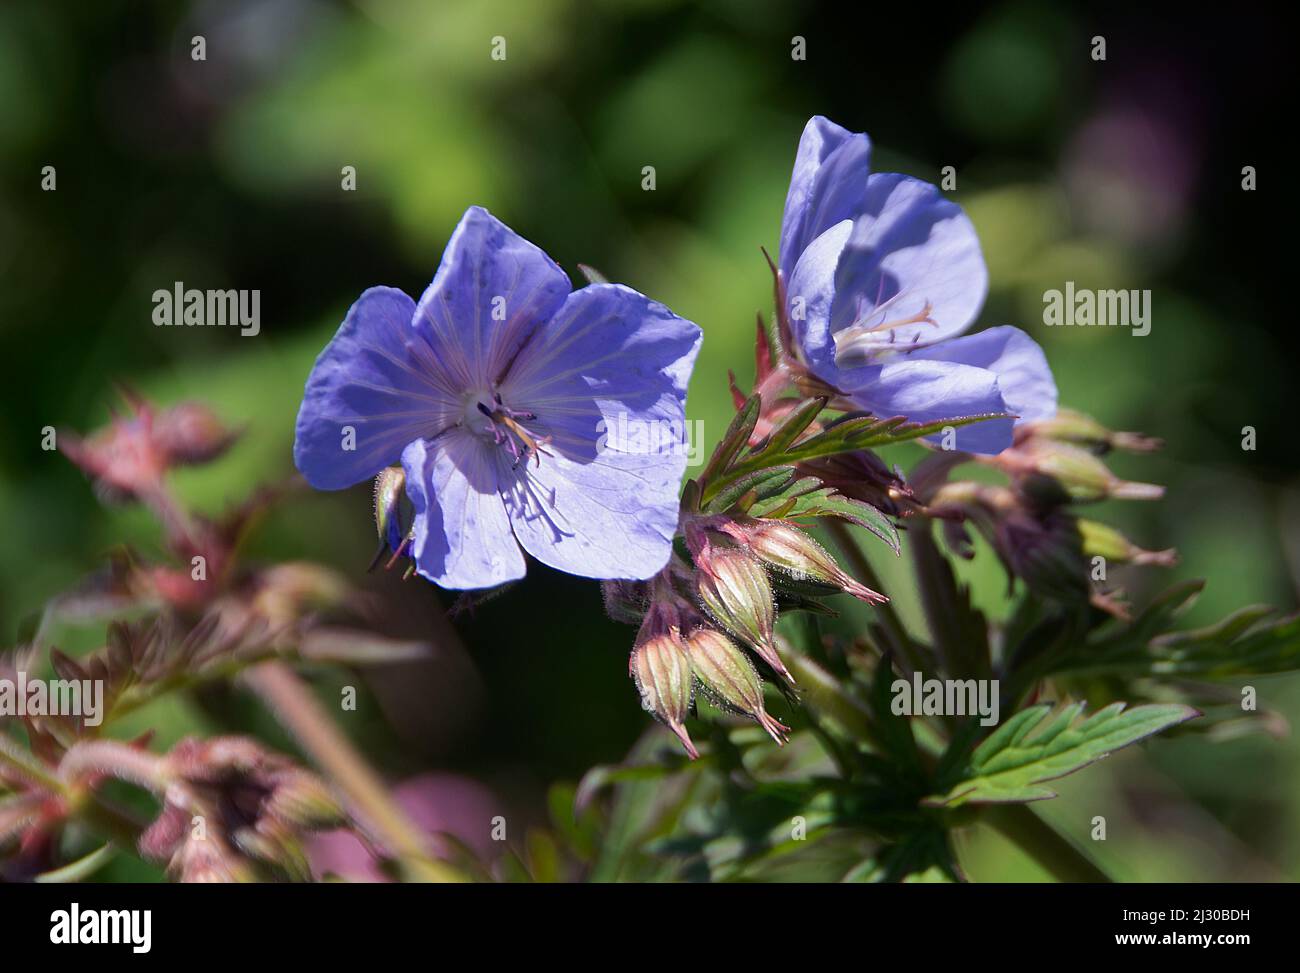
[294,206,702,589]
[780,116,1057,454]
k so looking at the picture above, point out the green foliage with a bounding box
[925,702,1199,807]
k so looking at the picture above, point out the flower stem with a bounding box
[243,661,467,883]
[982,803,1112,883]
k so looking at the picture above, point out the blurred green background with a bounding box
[1,0,1295,880]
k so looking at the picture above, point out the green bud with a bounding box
[1078,519,1178,566]
[693,544,791,684]
[1016,441,1163,504]
[373,466,407,542]
[682,626,788,744]
[1019,408,1162,454]
[742,519,885,604]
[630,607,697,758]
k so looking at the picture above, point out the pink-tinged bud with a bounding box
[1077,518,1178,567]
[152,402,240,466]
[630,606,698,758]
[691,542,792,684]
[681,626,788,745]
[740,519,886,605]
[59,396,238,502]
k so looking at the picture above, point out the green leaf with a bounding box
[1054,584,1300,680]
[699,396,761,489]
[924,702,1199,807]
[748,397,827,461]
[703,466,796,514]
[709,411,1007,499]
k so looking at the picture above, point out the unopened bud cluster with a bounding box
[608,513,886,756]
[924,411,1176,614]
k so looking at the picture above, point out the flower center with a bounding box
[833,289,939,366]
[465,390,551,469]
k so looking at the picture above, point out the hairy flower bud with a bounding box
[739,519,886,604]
[681,625,789,745]
[1078,519,1178,567]
[1015,408,1162,454]
[689,535,791,684]
[601,579,649,625]
[373,466,407,547]
[1007,440,1164,505]
[630,604,697,758]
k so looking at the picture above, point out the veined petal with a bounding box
[829,173,988,367]
[501,445,683,581]
[497,283,702,580]
[412,206,572,391]
[779,116,872,278]
[895,325,1057,425]
[787,218,877,392]
[294,287,455,490]
[402,433,526,590]
[852,356,1016,455]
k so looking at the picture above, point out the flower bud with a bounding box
[1077,519,1178,567]
[373,466,407,550]
[1009,440,1164,505]
[797,449,917,517]
[265,771,347,830]
[601,579,649,625]
[691,540,791,684]
[682,625,788,745]
[996,510,1090,602]
[739,519,886,604]
[152,402,240,466]
[1016,408,1162,454]
[630,605,697,758]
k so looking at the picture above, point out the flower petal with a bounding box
[402,433,526,590]
[852,356,1016,455]
[412,206,572,391]
[895,325,1057,425]
[497,283,702,580]
[828,173,988,371]
[779,116,872,278]
[294,287,455,490]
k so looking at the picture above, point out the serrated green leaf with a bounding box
[924,702,1198,807]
